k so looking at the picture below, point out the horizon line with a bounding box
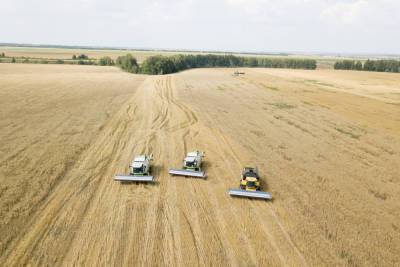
[1,42,399,58]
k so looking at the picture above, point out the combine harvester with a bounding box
[233,70,245,76]
[229,167,272,200]
[169,151,206,179]
[114,154,155,182]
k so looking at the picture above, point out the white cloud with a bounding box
[321,0,400,27]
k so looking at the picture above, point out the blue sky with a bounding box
[1,0,399,54]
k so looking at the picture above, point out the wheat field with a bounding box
[0,63,399,266]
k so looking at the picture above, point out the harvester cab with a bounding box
[229,167,272,200]
[114,154,155,182]
[240,167,260,191]
[130,154,153,176]
[183,151,203,171]
[169,151,206,178]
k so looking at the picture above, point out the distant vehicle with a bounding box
[233,70,245,76]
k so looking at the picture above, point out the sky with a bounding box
[1,0,399,54]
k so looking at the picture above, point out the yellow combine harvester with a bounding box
[229,167,272,200]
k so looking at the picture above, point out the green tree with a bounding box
[334,59,400,73]
[141,56,176,74]
[116,54,139,73]
[355,61,363,70]
[245,57,258,67]
[11,57,16,63]
[77,54,88,60]
[99,56,115,66]
[363,60,373,71]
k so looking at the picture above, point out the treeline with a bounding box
[116,54,317,74]
[334,59,400,73]
[0,53,115,66]
[72,54,89,60]
[0,57,98,65]
[72,54,115,66]
[1,51,317,74]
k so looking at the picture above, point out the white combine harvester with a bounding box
[114,154,155,182]
[169,151,206,178]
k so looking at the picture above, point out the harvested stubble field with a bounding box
[0,63,399,266]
